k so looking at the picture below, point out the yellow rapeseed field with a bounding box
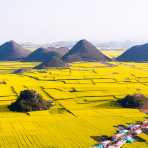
[101,50,125,58]
[0,60,147,148]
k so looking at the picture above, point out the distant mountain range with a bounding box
[21,40,145,50]
[0,39,148,65]
[34,39,111,69]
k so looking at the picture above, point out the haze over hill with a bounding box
[47,47,69,55]
[21,40,145,50]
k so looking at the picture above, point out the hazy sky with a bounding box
[0,0,148,43]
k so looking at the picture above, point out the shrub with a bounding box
[8,89,52,112]
[118,94,148,108]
